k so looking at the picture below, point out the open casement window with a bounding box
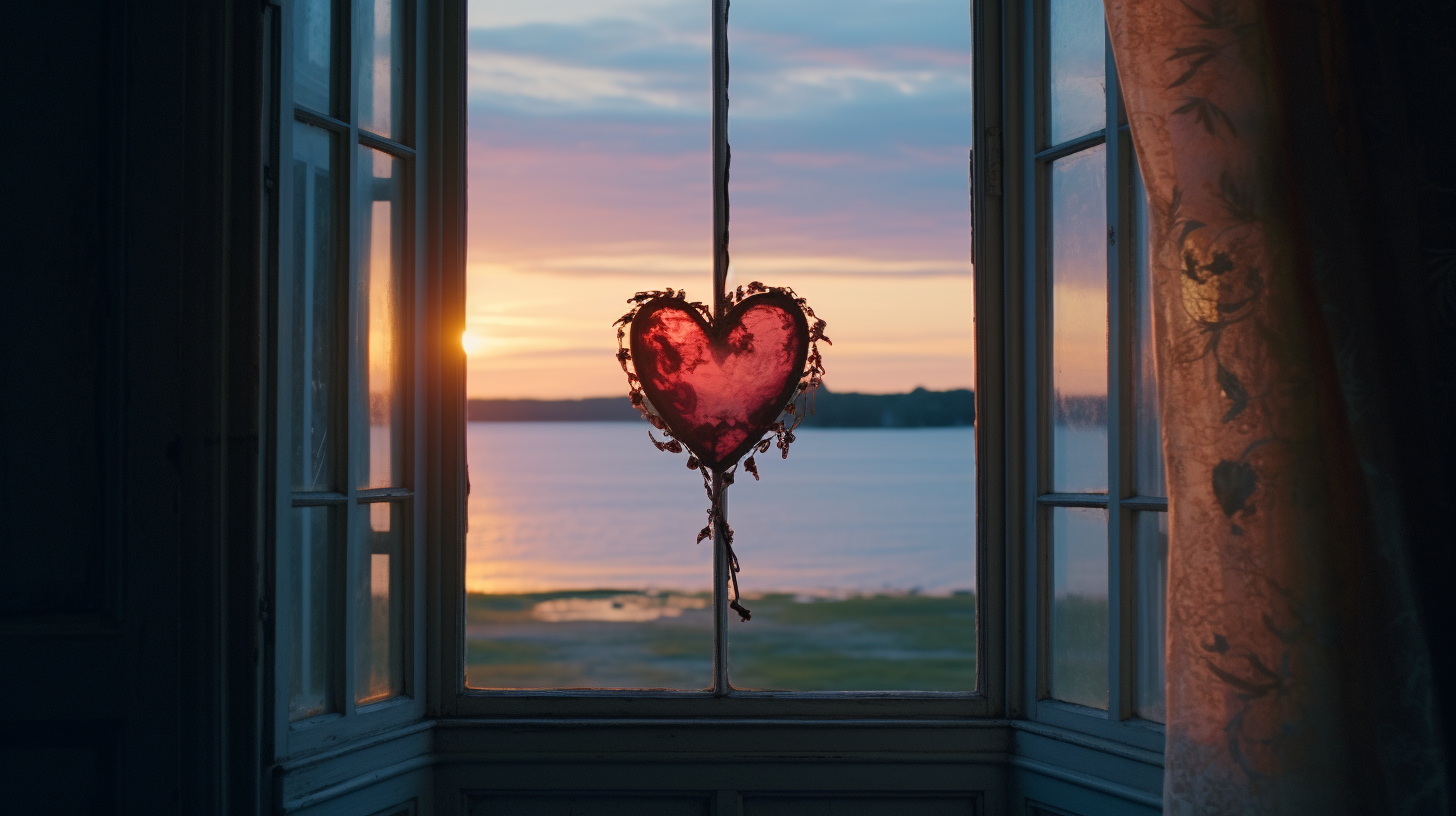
[1014,0,1166,749]
[270,0,452,758]
[262,0,1171,808]
[438,0,993,719]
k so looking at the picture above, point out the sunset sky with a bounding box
[464,0,990,399]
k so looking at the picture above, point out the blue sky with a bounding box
[464,0,976,398]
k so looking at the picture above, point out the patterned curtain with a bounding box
[1101,0,1451,812]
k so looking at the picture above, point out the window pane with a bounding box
[725,0,976,692]
[1047,0,1105,145]
[465,424,712,689]
[294,0,333,114]
[1049,506,1107,709]
[464,0,713,689]
[289,506,337,720]
[728,430,976,691]
[356,0,405,139]
[358,147,406,488]
[1049,145,1107,494]
[1134,510,1167,722]
[1132,164,1165,497]
[356,501,405,703]
[291,122,339,492]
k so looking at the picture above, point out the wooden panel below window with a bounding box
[744,795,975,816]
[468,794,711,816]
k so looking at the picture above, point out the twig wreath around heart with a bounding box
[614,281,829,620]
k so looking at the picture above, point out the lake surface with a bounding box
[466,422,977,596]
[462,421,1111,690]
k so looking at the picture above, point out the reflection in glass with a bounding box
[724,0,976,691]
[356,0,404,139]
[1050,506,1108,709]
[1050,145,1107,494]
[293,0,332,114]
[1134,511,1167,722]
[1047,0,1105,145]
[289,506,336,720]
[358,147,405,488]
[1133,165,1166,497]
[291,122,337,492]
[356,501,404,703]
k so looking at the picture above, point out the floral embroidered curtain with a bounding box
[1102,0,1451,811]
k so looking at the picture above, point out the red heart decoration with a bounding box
[630,291,810,471]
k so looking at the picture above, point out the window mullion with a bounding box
[1023,0,1044,714]
[407,2,426,709]
[1103,32,1129,723]
[710,0,730,696]
[342,0,362,714]
[274,75,297,748]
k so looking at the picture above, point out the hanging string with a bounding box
[700,464,750,621]
[723,0,731,283]
[712,0,751,622]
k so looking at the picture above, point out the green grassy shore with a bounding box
[465,590,977,691]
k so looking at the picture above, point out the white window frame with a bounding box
[268,0,436,761]
[1005,0,1166,750]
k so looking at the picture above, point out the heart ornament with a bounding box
[613,283,828,619]
[617,284,826,473]
[629,290,809,471]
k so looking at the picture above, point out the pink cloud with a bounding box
[467,140,710,263]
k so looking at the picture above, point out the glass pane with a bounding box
[1047,0,1105,145]
[356,0,405,139]
[289,506,336,720]
[294,0,333,114]
[355,501,405,703]
[1050,506,1108,709]
[1134,511,1167,722]
[358,147,406,488]
[1049,145,1107,494]
[1132,164,1165,497]
[725,0,976,692]
[729,430,976,691]
[464,0,713,689]
[291,122,339,492]
[465,424,713,688]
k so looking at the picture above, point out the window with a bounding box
[256,1,1179,811]
[1018,0,1165,745]
[451,0,983,708]
[263,0,1165,762]
[271,0,429,756]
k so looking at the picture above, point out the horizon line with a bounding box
[464,384,977,402]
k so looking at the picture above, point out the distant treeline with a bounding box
[466,396,640,422]
[467,387,976,428]
[798,387,974,428]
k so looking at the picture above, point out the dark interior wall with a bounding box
[0,0,115,617]
[1334,0,1456,783]
[0,1,265,813]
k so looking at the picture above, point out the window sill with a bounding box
[443,689,991,720]
[272,716,1165,814]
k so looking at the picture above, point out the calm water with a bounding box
[462,421,1116,691]
[466,422,977,595]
